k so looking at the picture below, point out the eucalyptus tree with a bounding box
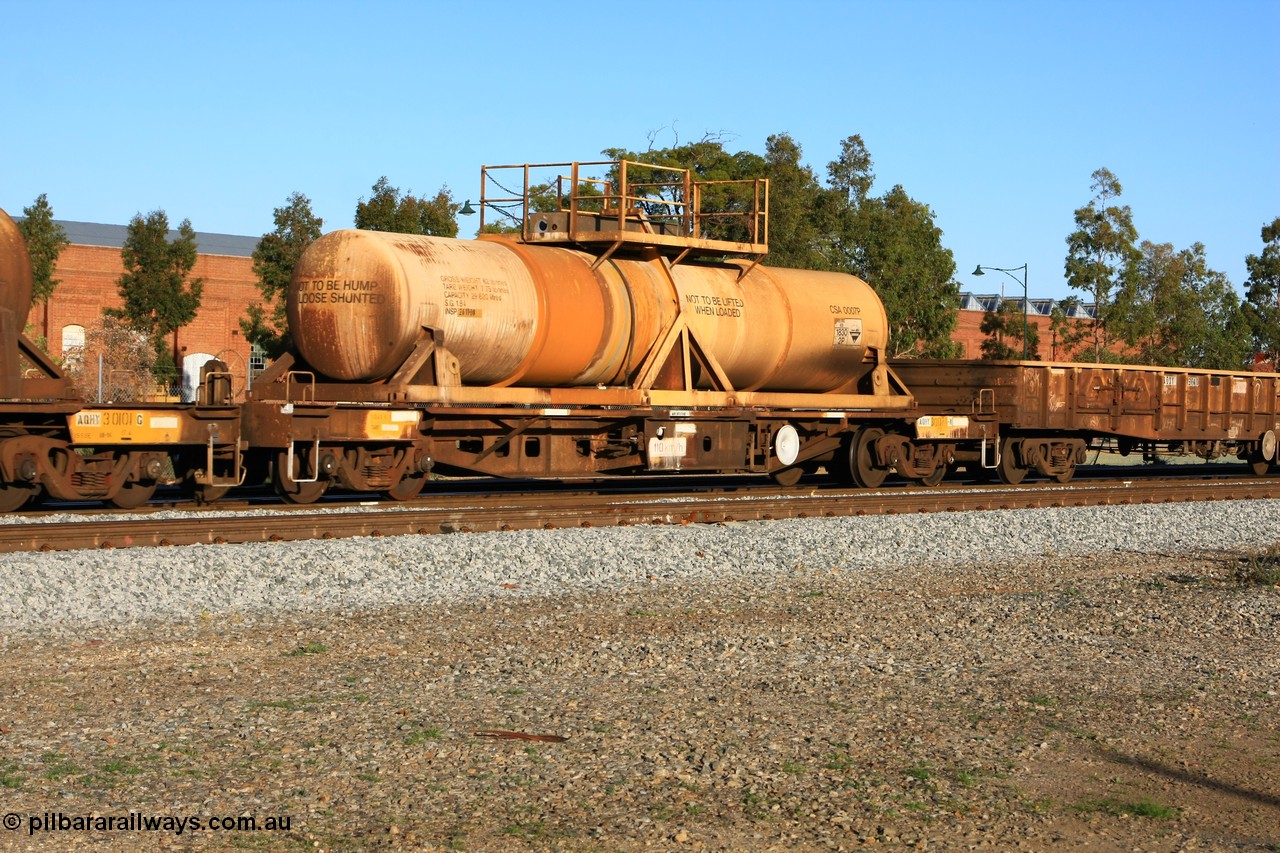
[1064,168,1141,362]
[242,192,324,358]
[1243,217,1280,365]
[1119,240,1248,369]
[355,177,459,237]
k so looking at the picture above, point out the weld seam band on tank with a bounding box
[581,257,635,387]
[478,237,553,389]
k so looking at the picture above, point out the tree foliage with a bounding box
[355,177,459,237]
[1048,297,1092,361]
[848,184,960,357]
[107,210,204,373]
[1064,169,1142,362]
[758,134,826,269]
[1111,240,1248,368]
[242,192,323,358]
[603,131,960,358]
[979,301,1040,360]
[15,193,69,304]
[1243,217,1280,365]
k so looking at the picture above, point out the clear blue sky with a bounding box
[4,0,1276,301]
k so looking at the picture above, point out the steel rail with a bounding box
[3,477,1279,554]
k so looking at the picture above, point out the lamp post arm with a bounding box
[975,264,1029,360]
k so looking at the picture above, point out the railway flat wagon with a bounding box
[893,359,1280,484]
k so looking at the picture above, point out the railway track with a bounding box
[4,474,1280,554]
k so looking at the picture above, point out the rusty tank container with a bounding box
[287,229,888,392]
[0,208,34,333]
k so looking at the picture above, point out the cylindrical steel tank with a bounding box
[0,208,34,332]
[288,229,888,392]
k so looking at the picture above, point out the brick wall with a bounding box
[952,312,1062,360]
[34,245,259,371]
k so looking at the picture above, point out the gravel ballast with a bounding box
[0,501,1278,851]
[4,500,1280,635]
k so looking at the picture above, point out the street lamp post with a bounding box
[972,263,1029,359]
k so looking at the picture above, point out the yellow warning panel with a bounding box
[68,409,188,443]
[362,410,421,440]
[914,414,975,440]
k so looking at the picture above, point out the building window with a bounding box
[249,342,267,381]
[61,324,85,370]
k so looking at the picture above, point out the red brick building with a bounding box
[35,222,262,400]
[951,293,1096,361]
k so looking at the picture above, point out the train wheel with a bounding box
[918,464,947,487]
[387,473,427,501]
[273,450,329,505]
[997,438,1028,485]
[110,480,157,509]
[1248,450,1271,477]
[850,428,888,489]
[179,466,233,505]
[770,466,805,487]
[0,483,36,513]
[192,484,232,504]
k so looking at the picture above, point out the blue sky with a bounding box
[4,0,1276,301]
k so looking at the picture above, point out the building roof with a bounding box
[51,220,259,258]
[957,291,1097,319]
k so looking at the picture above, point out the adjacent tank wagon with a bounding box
[244,161,926,502]
[289,229,889,393]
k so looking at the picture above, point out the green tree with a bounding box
[979,301,1040,360]
[1174,243,1251,369]
[1064,168,1141,362]
[1197,285,1252,370]
[818,137,959,356]
[847,185,960,357]
[758,134,826,269]
[1048,297,1092,362]
[15,193,69,307]
[1116,240,1250,369]
[602,133,770,245]
[1243,217,1280,365]
[1112,240,1189,365]
[826,134,875,207]
[107,210,204,374]
[242,192,323,358]
[608,131,961,356]
[355,177,459,236]
[817,135,874,275]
